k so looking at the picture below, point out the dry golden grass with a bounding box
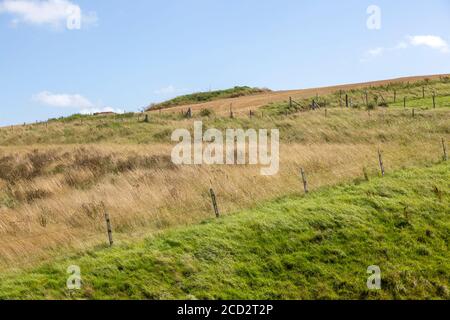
[0,106,448,270]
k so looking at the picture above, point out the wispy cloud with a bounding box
[154,85,177,95]
[32,91,95,108]
[154,85,188,96]
[80,107,124,115]
[362,34,449,61]
[366,47,385,58]
[0,0,97,29]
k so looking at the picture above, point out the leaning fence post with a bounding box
[378,149,385,177]
[102,203,114,247]
[442,138,448,161]
[300,168,309,194]
[209,188,220,218]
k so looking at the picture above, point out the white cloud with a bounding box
[407,35,449,53]
[79,107,124,115]
[362,34,449,61]
[0,0,97,29]
[33,91,94,108]
[32,91,125,115]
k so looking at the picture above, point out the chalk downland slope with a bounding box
[0,163,448,300]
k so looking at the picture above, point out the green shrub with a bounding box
[199,108,214,117]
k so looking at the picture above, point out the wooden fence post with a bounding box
[412,108,415,118]
[230,104,234,119]
[378,149,385,177]
[345,94,349,108]
[394,90,397,103]
[102,203,114,247]
[422,86,425,99]
[363,167,370,181]
[404,97,406,109]
[300,168,309,194]
[209,188,220,218]
[289,97,293,109]
[433,93,436,109]
[442,138,448,161]
[339,90,343,108]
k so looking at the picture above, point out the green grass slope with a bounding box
[391,95,450,109]
[0,163,449,300]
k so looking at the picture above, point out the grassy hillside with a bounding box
[148,86,270,110]
[1,76,448,146]
[0,76,448,275]
[0,163,448,300]
[0,108,448,268]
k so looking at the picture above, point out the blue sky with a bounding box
[1,0,450,126]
